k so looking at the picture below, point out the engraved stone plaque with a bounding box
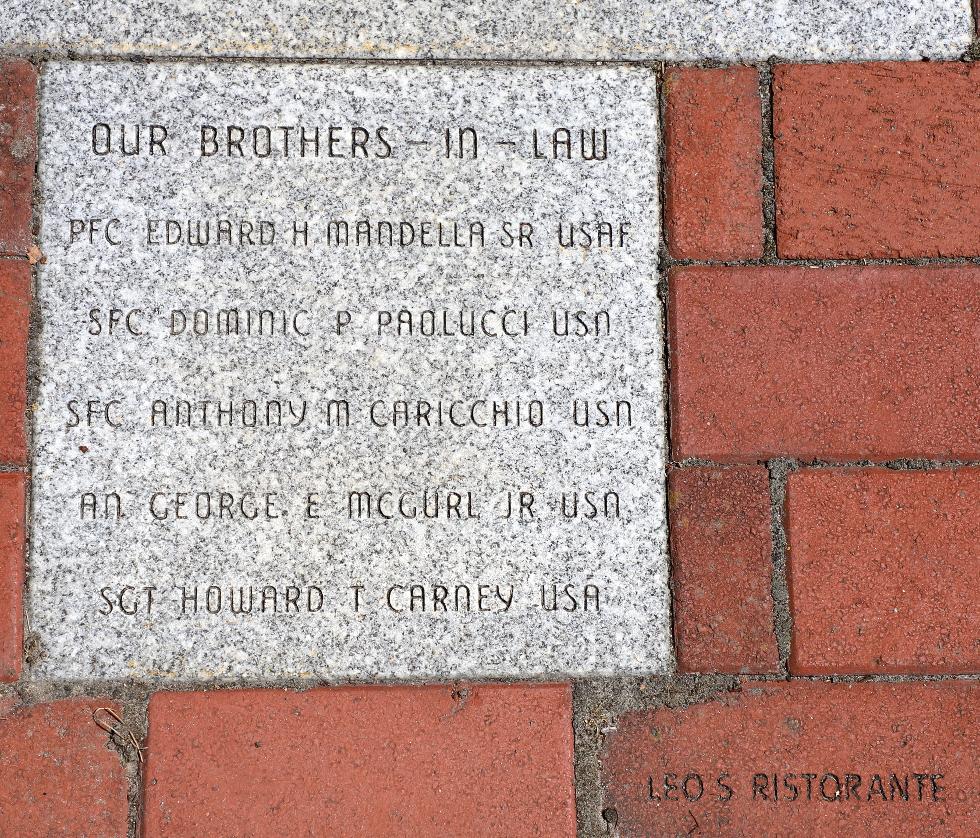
[31,63,668,679]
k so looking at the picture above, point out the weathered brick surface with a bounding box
[775,62,980,259]
[144,683,574,837]
[0,60,36,256]
[787,468,980,675]
[668,466,778,674]
[665,66,763,260]
[603,681,980,837]
[0,260,29,464]
[0,698,129,835]
[0,472,25,681]
[669,265,980,462]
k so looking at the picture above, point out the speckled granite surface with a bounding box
[2,0,973,60]
[31,62,669,680]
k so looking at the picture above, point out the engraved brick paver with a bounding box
[143,683,575,837]
[668,466,778,674]
[0,472,25,681]
[0,698,129,836]
[787,468,980,674]
[775,62,980,259]
[665,66,763,260]
[603,681,980,837]
[669,265,980,462]
[0,60,36,256]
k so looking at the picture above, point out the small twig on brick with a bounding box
[92,707,145,764]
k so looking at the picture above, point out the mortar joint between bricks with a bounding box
[759,60,777,262]
[653,59,679,682]
[9,51,675,67]
[0,463,30,472]
[672,458,980,471]
[18,48,44,690]
[670,255,980,269]
[785,673,980,684]
[766,458,798,674]
[119,694,150,838]
[780,458,980,471]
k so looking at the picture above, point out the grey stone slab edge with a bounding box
[1,0,974,61]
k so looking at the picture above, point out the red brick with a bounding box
[665,66,763,260]
[0,698,129,835]
[669,265,980,462]
[603,681,979,837]
[143,683,574,837]
[0,60,37,256]
[0,259,29,464]
[0,473,25,681]
[775,62,980,259]
[668,467,778,674]
[787,468,980,675]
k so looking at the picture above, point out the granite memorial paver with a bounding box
[31,62,668,679]
[2,0,973,61]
